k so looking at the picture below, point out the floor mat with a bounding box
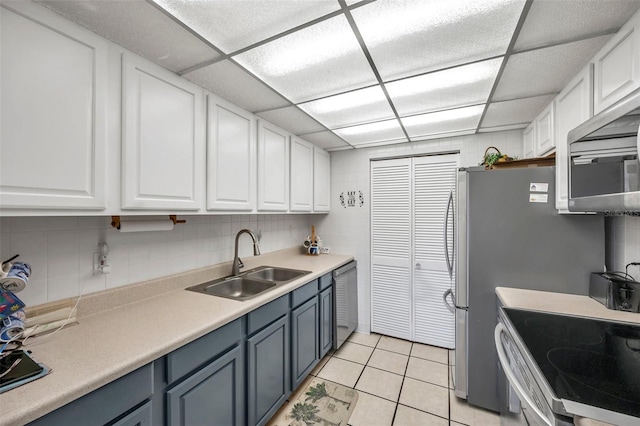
[269,377,359,426]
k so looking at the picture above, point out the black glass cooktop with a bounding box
[503,308,640,419]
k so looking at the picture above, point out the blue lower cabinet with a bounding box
[319,286,333,357]
[247,315,290,426]
[110,401,152,426]
[291,296,319,389]
[28,363,154,426]
[166,344,244,426]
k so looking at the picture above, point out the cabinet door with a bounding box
[535,103,554,156]
[257,120,289,211]
[523,123,536,159]
[207,95,256,211]
[111,401,152,426]
[290,137,314,212]
[593,11,640,114]
[319,286,334,357]
[554,65,593,212]
[167,344,244,426]
[313,147,331,212]
[291,297,319,389]
[122,54,205,210]
[0,2,107,210]
[247,315,290,426]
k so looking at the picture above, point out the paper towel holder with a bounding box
[110,215,186,230]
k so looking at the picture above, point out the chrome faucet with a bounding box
[232,229,261,276]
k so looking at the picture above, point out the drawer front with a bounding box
[166,317,242,385]
[291,280,318,308]
[247,294,289,336]
[28,363,154,426]
[318,272,332,291]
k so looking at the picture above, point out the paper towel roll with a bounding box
[118,219,174,232]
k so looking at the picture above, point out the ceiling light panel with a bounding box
[334,119,407,146]
[493,35,610,101]
[515,0,640,51]
[36,0,219,73]
[386,58,502,116]
[301,131,352,150]
[153,0,339,53]
[257,107,326,135]
[234,15,378,103]
[481,95,554,128]
[298,85,395,129]
[401,105,484,139]
[182,60,290,112]
[351,0,525,81]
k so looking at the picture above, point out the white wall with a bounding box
[316,130,524,333]
[606,215,640,277]
[0,214,315,307]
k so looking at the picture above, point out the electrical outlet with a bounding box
[320,247,330,254]
[93,242,110,275]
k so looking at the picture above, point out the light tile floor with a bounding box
[305,332,500,426]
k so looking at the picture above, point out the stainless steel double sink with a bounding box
[186,266,311,301]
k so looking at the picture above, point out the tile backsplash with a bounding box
[0,215,315,307]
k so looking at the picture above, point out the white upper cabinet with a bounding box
[535,103,555,156]
[593,10,640,114]
[257,121,289,212]
[207,95,256,211]
[554,65,593,212]
[122,54,205,210]
[0,2,107,210]
[523,123,536,159]
[313,147,331,212]
[290,137,314,212]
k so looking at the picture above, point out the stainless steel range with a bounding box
[496,306,640,426]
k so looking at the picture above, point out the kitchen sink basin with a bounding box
[243,266,310,283]
[189,276,276,301]
[187,266,311,301]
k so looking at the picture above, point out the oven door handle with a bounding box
[494,323,553,426]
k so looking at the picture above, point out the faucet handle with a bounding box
[238,258,244,269]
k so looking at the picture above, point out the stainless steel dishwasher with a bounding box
[332,260,358,350]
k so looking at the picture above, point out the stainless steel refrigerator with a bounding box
[444,166,605,413]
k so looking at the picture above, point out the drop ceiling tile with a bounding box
[36,0,219,73]
[386,58,502,116]
[351,0,525,81]
[298,85,395,129]
[493,35,610,102]
[515,0,640,51]
[182,60,290,112]
[257,107,325,135]
[481,95,554,128]
[334,119,407,146]
[401,105,484,139]
[301,131,352,150]
[154,0,339,53]
[234,15,378,103]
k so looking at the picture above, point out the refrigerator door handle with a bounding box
[443,289,455,314]
[443,189,454,279]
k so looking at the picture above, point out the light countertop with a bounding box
[496,287,640,325]
[1,248,353,426]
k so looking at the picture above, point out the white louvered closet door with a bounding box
[413,155,457,348]
[370,159,412,340]
[371,154,457,347]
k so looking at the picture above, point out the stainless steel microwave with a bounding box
[568,88,640,213]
